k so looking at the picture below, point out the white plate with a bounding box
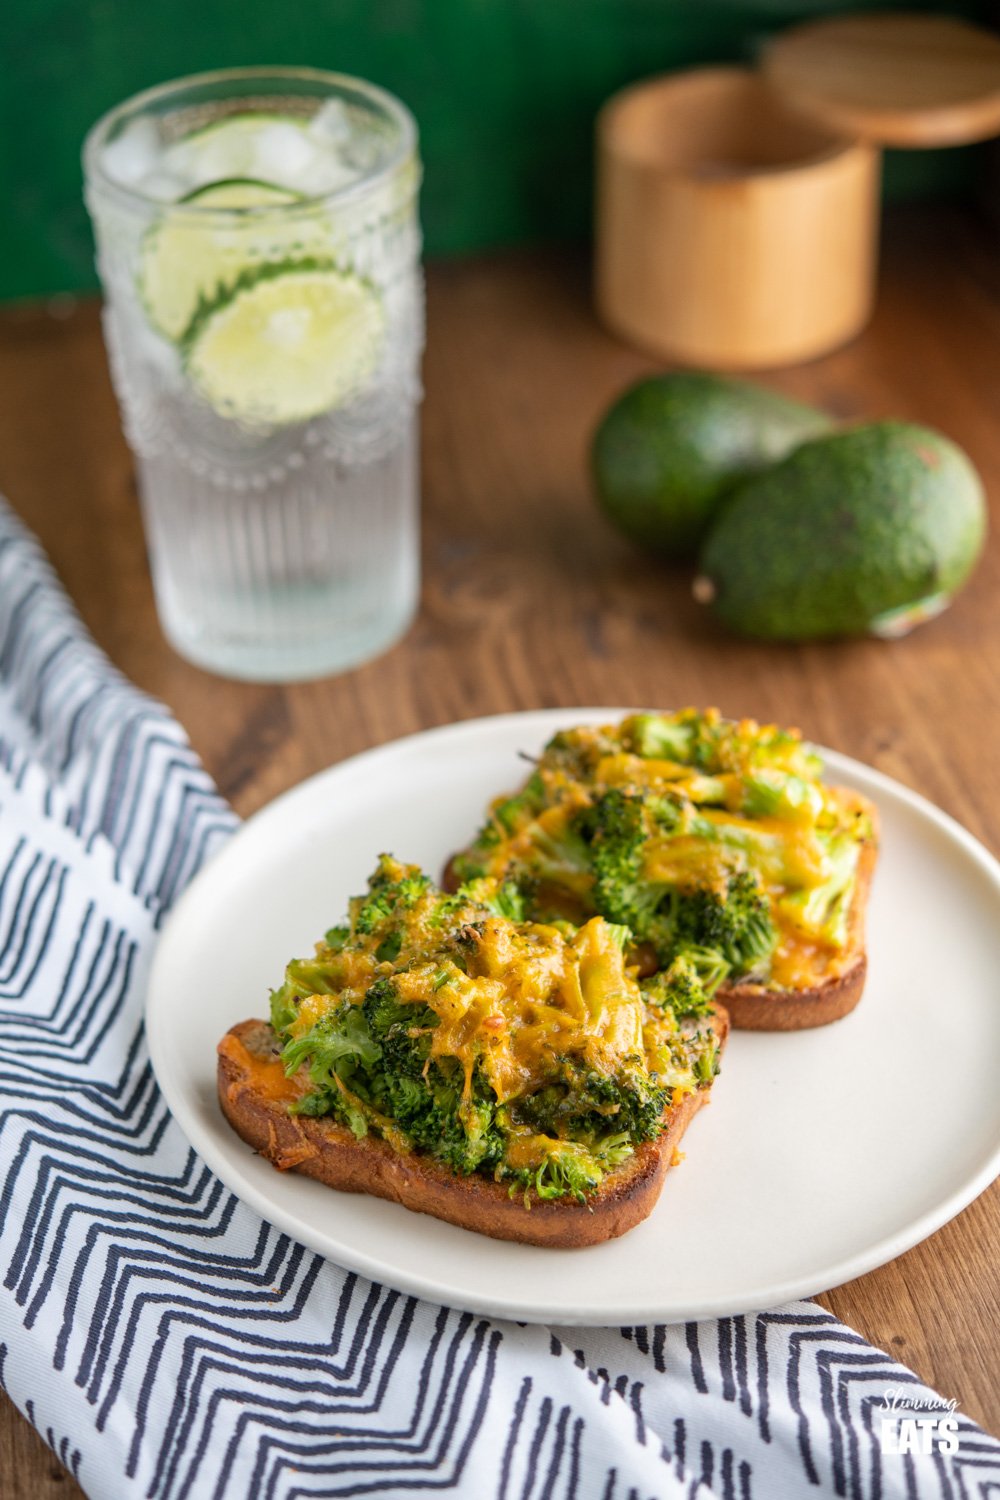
[146,710,1000,1326]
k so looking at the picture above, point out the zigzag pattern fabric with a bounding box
[0,495,997,1499]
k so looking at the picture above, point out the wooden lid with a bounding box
[763,14,1000,147]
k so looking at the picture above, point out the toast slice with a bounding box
[218,1008,729,1249]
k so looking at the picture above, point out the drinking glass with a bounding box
[84,68,423,681]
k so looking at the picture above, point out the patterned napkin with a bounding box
[0,495,997,1500]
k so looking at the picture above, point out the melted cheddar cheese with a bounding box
[299,914,648,1107]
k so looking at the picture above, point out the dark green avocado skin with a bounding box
[591,373,833,562]
[699,422,987,641]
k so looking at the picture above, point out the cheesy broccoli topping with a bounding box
[267,856,721,1201]
[449,708,875,992]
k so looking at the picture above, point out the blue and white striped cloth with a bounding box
[0,493,997,1499]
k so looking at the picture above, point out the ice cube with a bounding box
[253,120,319,186]
[101,116,164,187]
[161,122,255,192]
[307,99,352,147]
[158,136,197,188]
[307,157,360,195]
[339,131,384,176]
[136,170,187,203]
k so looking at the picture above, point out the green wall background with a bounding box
[1,0,989,302]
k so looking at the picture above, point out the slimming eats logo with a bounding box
[878,1388,959,1455]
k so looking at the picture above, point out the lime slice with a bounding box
[141,178,300,340]
[139,178,336,341]
[163,114,311,188]
[160,112,358,198]
[177,179,305,206]
[183,261,384,425]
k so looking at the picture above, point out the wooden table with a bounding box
[0,205,998,1495]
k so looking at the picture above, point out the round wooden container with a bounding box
[595,67,880,369]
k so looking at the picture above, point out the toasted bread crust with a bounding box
[444,793,878,1033]
[719,952,867,1030]
[217,1012,728,1248]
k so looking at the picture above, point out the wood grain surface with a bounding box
[0,204,998,1495]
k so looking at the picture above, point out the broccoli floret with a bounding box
[289,1090,341,1119]
[572,791,776,978]
[478,879,526,923]
[281,970,505,1175]
[641,954,715,1016]
[575,789,662,933]
[569,790,778,978]
[269,950,345,1034]
[450,920,486,959]
[570,1065,668,1142]
[651,796,686,834]
[380,1054,503,1175]
[671,944,731,997]
[353,886,394,935]
[693,1034,721,1086]
[580,787,644,860]
[494,770,545,833]
[433,1095,504,1175]
[361,976,412,1036]
[351,855,430,935]
[436,877,526,926]
[359,978,504,1173]
[289,1087,369,1136]
[531,1148,604,1203]
[362,979,435,1074]
[280,1005,381,1101]
[269,982,299,1035]
[520,820,592,892]
[625,710,728,769]
[627,713,697,763]
[517,1057,667,1147]
[668,870,776,975]
[474,822,502,852]
[511,1133,635,1204]
[741,770,823,824]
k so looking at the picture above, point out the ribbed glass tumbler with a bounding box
[84,68,423,681]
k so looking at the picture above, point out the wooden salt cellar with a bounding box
[595,15,1000,369]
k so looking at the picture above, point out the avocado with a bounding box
[591,373,833,562]
[696,421,987,641]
